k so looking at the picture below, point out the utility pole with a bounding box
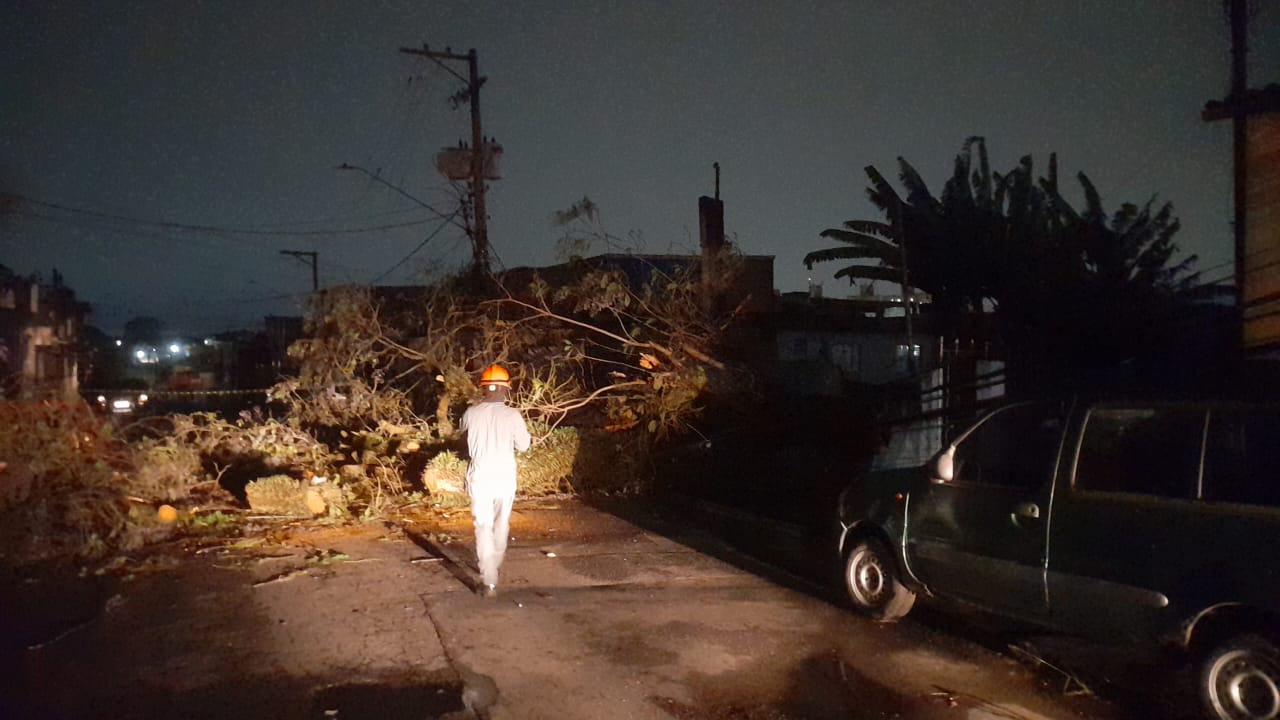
[400,44,490,275]
[280,250,318,291]
[1229,0,1249,325]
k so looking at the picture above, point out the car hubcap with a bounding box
[1209,649,1280,720]
[848,548,886,607]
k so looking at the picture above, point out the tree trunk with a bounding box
[436,394,454,439]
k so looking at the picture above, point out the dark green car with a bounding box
[837,399,1280,720]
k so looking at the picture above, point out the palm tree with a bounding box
[1004,172,1200,375]
[805,137,1003,344]
[1049,174,1197,296]
[807,138,1201,384]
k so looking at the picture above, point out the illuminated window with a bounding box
[894,343,920,372]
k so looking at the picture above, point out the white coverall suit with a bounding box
[460,398,531,589]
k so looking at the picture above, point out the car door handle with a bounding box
[1011,502,1041,524]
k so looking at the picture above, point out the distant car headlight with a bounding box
[97,395,106,404]
[138,393,148,404]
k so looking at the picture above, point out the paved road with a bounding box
[2,498,1142,719]
[411,499,1120,720]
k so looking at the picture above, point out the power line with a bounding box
[222,205,431,229]
[230,290,314,304]
[20,210,269,250]
[335,163,466,231]
[7,193,446,237]
[370,210,461,284]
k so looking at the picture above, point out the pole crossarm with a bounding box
[280,250,319,291]
[398,43,491,275]
[400,45,470,83]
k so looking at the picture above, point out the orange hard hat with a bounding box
[480,364,511,388]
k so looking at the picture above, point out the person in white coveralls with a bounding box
[460,364,531,597]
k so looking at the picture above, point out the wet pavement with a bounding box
[407,499,1122,720]
[0,498,1187,719]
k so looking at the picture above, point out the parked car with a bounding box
[837,398,1280,720]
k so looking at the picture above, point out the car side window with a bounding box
[951,403,1064,490]
[1203,408,1280,507]
[1073,407,1204,499]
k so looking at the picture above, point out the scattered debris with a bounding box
[253,568,310,587]
[925,684,1046,719]
[94,553,182,576]
[1008,643,1095,697]
[924,688,959,707]
[189,510,240,532]
[27,619,95,651]
[306,549,351,566]
[194,537,265,554]
[246,475,342,517]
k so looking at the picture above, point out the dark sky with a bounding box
[3,1,1278,336]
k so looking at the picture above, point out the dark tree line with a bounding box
[806,137,1204,386]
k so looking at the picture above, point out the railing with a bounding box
[871,358,1009,470]
[82,388,271,398]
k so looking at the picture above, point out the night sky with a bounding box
[3,1,1278,336]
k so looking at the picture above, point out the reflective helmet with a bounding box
[479,364,511,389]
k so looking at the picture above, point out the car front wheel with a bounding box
[844,538,915,622]
[1201,634,1280,720]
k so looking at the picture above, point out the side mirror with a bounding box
[930,446,955,484]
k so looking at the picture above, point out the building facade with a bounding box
[0,267,90,400]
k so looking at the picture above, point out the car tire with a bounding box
[844,538,915,622]
[1201,634,1280,720]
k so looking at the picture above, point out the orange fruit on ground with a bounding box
[157,504,179,524]
[304,489,327,516]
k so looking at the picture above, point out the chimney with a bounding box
[700,163,726,314]
[698,195,724,252]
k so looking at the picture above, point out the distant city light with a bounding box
[169,344,181,353]
[114,339,122,347]
[135,350,146,360]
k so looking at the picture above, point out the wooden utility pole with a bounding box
[400,45,490,274]
[1229,0,1249,318]
[280,250,318,291]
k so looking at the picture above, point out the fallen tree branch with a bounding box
[253,567,310,587]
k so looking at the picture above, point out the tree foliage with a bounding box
[278,220,740,445]
[805,137,1199,372]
